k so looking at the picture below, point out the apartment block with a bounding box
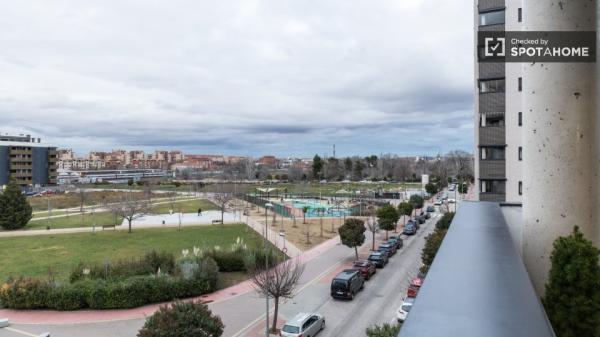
[0,135,57,187]
[474,0,523,203]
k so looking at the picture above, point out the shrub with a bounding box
[0,277,50,309]
[366,323,402,337]
[421,228,448,273]
[435,212,455,230]
[48,282,88,310]
[210,251,245,272]
[138,301,224,337]
[543,227,600,337]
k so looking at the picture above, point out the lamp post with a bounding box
[263,202,273,337]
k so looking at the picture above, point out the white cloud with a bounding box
[0,0,474,157]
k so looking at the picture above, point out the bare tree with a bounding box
[365,205,379,251]
[251,259,305,333]
[110,197,153,233]
[213,192,234,224]
[76,188,88,213]
[142,182,153,202]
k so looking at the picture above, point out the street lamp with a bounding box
[263,202,273,337]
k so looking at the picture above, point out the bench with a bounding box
[102,224,116,230]
[211,220,223,225]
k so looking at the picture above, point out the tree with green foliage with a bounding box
[457,183,468,194]
[377,204,399,239]
[543,227,600,337]
[338,218,366,259]
[397,202,413,225]
[137,300,224,337]
[312,154,324,180]
[344,157,353,175]
[421,228,447,273]
[366,323,402,337]
[425,182,438,195]
[409,194,424,216]
[0,182,33,230]
[435,212,455,230]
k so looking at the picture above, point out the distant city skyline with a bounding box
[0,1,473,157]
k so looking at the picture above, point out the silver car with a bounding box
[280,312,325,337]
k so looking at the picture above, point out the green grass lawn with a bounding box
[24,198,216,231]
[0,224,267,281]
[26,211,123,230]
[150,198,217,213]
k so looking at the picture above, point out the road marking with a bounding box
[229,258,346,337]
[3,327,39,337]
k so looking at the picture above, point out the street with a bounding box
[0,211,438,337]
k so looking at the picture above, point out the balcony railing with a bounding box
[398,202,554,337]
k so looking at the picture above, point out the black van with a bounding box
[330,269,365,300]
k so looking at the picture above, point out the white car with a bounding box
[434,199,442,206]
[280,312,325,337]
[397,297,415,322]
[447,198,456,203]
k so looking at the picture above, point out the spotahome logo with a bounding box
[478,31,596,63]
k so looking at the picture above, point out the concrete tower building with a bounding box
[475,0,600,294]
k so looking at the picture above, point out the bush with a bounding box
[0,277,50,309]
[543,227,600,337]
[435,212,455,230]
[421,228,448,273]
[70,250,176,282]
[210,251,245,272]
[138,301,224,337]
[366,323,402,337]
[48,282,88,310]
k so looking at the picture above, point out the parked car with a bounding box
[448,198,456,203]
[388,237,404,250]
[330,269,365,300]
[368,252,389,268]
[406,284,419,298]
[420,211,431,220]
[416,215,426,224]
[408,219,420,230]
[397,297,416,322]
[378,243,396,256]
[352,260,376,280]
[426,205,435,213]
[433,199,442,206]
[403,223,417,235]
[280,312,326,337]
[376,248,391,260]
[410,276,423,288]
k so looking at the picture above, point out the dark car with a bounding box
[416,214,426,224]
[421,211,431,219]
[403,223,417,235]
[378,243,397,256]
[426,205,435,213]
[407,219,419,230]
[330,269,365,300]
[352,260,376,280]
[368,252,389,268]
[376,247,391,260]
[388,237,404,250]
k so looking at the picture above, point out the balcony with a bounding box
[479,62,505,79]
[479,125,505,146]
[9,149,32,155]
[480,192,506,202]
[398,202,554,337]
[10,164,32,170]
[479,92,505,114]
[479,160,506,179]
[478,0,504,12]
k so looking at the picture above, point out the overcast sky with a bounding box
[0,1,473,157]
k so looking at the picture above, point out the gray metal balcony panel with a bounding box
[479,126,505,146]
[398,202,554,337]
[479,160,506,179]
[479,62,505,79]
[480,192,506,202]
[479,92,505,114]
[479,24,505,32]
[478,0,505,12]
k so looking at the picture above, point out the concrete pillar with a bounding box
[522,0,598,295]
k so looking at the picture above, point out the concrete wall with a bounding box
[522,0,598,294]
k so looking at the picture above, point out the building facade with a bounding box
[0,136,57,187]
[474,0,523,203]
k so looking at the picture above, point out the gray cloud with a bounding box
[0,0,474,157]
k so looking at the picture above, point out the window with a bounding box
[518,112,522,126]
[480,180,506,194]
[481,114,504,127]
[518,77,522,91]
[517,147,523,160]
[479,9,505,26]
[479,79,505,93]
[518,8,522,22]
[480,146,505,160]
[518,181,523,195]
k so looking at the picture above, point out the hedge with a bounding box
[0,257,218,311]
